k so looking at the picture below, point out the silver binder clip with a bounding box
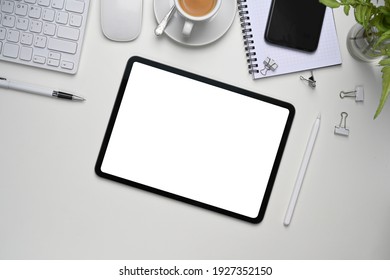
[300,71,316,88]
[340,86,364,102]
[334,112,349,136]
[260,57,278,76]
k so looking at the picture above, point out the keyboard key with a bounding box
[2,1,15,13]
[61,60,74,70]
[47,58,60,67]
[57,25,79,40]
[30,20,42,33]
[20,32,33,45]
[34,35,47,48]
[15,3,28,16]
[7,30,20,43]
[69,14,82,27]
[3,43,19,58]
[51,0,64,9]
[33,55,46,64]
[48,38,77,54]
[48,51,61,60]
[42,8,55,21]
[20,46,33,61]
[16,18,29,30]
[38,0,51,7]
[25,0,37,4]
[66,0,85,13]
[2,15,16,28]
[0,42,2,54]
[43,22,56,36]
[0,28,6,40]
[28,6,42,19]
[56,11,68,24]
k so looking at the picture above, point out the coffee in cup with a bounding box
[178,0,218,17]
[174,0,222,37]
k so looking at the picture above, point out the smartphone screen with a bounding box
[265,0,326,52]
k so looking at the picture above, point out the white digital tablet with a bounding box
[96,57,294,223]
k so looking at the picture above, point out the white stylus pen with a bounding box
[0,77,85,101]
[284,114,321,226]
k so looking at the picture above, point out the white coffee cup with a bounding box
[174,0,222,37]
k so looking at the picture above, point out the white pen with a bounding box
[284,114,321,226]
[0,77,85,101]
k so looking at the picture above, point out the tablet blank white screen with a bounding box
[101,62,289,218]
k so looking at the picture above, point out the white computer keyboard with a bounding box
[0,0,90,74]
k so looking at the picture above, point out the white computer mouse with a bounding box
[101,0,143,41]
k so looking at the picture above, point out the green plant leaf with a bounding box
[355,2,378,28]
[384,13,390,26]
[372,14,388,33]
[379,6,390,16]
[354,5,366,26]
[375,29,390,47]
[344,5,351,15]
[365,6,373,27]
[379,57,390,66]
[374,66,390,118]
[319,0,341,8]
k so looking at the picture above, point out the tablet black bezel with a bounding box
[95,56,295,224]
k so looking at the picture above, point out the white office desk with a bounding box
[1,1,390,259]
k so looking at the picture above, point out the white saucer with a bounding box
[154,0,237,47]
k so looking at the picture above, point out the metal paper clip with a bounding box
[334,112,349,136]
[300,71,316,88]
[340,86,364,102]
[260,57,278,76]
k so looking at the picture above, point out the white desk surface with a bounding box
[1,1,390,259]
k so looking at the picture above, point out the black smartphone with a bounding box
[265,0,326,52]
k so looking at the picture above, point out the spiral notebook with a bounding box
[238,0,342,79]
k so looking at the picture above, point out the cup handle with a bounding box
[182,20,194,37]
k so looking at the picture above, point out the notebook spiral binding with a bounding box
[237,0,259,75]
